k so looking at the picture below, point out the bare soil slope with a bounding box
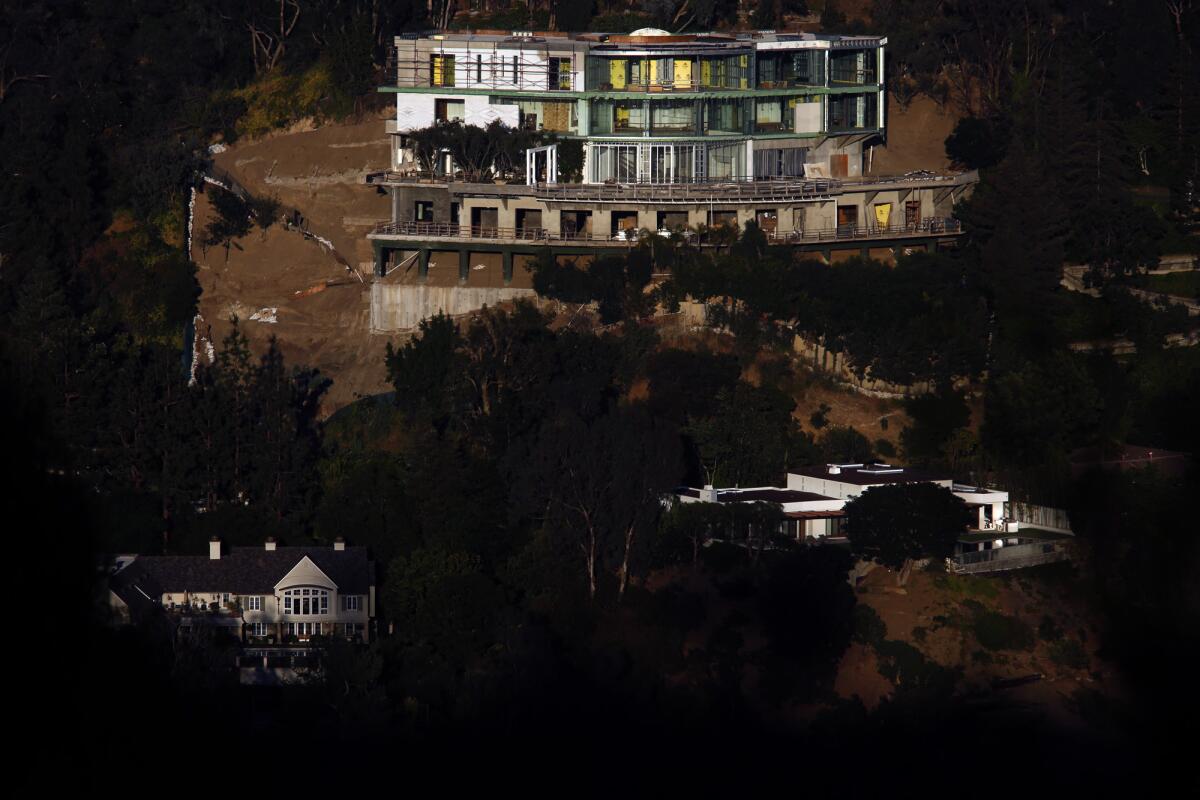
[194,118,400,414]
[192,189,396,413]
[870,94,959,175]
[840,563,1119,723]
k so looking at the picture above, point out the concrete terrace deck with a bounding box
[365,169,978,204]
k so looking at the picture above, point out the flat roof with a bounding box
[400,30,885,47]
[789,463,953,485]
[676,486,836,503]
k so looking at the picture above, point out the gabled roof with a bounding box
[111,546,375,597]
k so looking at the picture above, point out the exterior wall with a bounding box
[395,93,518,134]
[389,184,453,225]
[371,283,537,332]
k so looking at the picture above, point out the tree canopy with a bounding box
[845,483,973,568]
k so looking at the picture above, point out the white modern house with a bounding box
[109,537,376,643]
[675,463,1072,573]
[675,485,847,541]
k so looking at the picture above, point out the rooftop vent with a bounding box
[334,537,346,552]
[209,537,221,560]
[860,463,904,474]
[265,537,276,552]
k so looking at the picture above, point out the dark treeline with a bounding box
[3,0,1198,792]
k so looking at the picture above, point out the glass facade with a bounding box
[585,53,750,91]
[828,92,879,132]
[588,141,746,183]
[756,50,824,88]
[829,49,877,85]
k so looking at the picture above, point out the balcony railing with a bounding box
[371,218,964,245]
[829,69,878,86]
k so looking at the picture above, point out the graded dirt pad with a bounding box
[194,118,405,414]
[870,94,959,176]
[192,189,399,414]
[212,117,393,273]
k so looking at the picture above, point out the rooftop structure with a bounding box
[675,483,849,542]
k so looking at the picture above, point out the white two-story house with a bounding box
[109,537,376,643]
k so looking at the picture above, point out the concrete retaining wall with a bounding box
[370,283,537,332]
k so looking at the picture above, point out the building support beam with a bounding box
[418,248,429,281]
[502,250,513,284]
[459,249,470,283]
[373,241,385,277]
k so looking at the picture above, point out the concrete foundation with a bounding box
[370,283,537,332]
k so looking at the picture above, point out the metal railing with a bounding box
[371,218,963,244]
[951,542,1069,574]
[367,170,972,188]
[534,178,843,202]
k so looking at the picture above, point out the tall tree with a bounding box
[845,483,972,582]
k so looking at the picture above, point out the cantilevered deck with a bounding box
[364,170,977,204]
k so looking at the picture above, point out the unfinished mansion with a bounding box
[365,28,975,318]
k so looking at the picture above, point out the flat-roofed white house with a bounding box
[109,537,376,643]
[675,463,1071,572]
[674,485,848,541]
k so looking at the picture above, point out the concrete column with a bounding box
[502,250,513,284]
[418,249,429,281]
[459,249,470,283]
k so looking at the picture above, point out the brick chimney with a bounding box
[264,537,276,552]
[209,537,221,560]
[334,537,345,551]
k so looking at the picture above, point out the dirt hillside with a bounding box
[194,118,399,413]
[870,94,959,175]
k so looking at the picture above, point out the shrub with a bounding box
[852,604,887,646]
[809,402,831,429]
[1038,614,1064,642]
[933,573,998,600]
[874,639,958,696]
[1050,638,1089,669]
[972,609,1034,651]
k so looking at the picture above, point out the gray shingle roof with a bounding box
[112,546,375,598]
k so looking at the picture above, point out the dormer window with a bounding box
[282,587,330,615]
